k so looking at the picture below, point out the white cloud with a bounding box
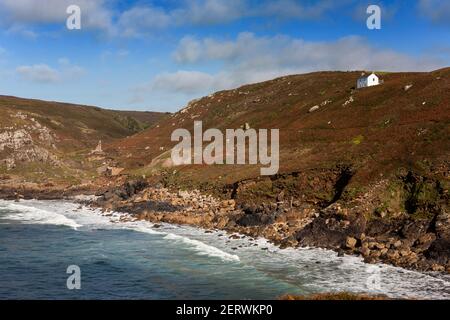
[115,1,245,37]
[0,0,114,33]
[115,0,350,37]
[173,37,204,63]
[174,0,347,24]
[16,59,85,83]
[0,0,410,38]
[130,70,219,106]
[152,70,215,94]
[162,32,446,96]
[118,6,172,37]
[5,24,38,39]
[173,0,247,25]
[16,64,60,83]
[173,35,241,64]
[258,0,342,20]
[418,0,450,25]
[174,32,444,70]
[0,0,250,37]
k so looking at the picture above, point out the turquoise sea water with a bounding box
[0,199,448,300]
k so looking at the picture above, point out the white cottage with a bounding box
[357,73,379,89]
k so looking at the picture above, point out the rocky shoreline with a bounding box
[2,176,448,274]
[0,182,102,201]
[88,178,450,274]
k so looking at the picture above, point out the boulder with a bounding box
[178,190,189,199]
[107,167,124,176]
[309,105,320,113]
[346,236,357,249]
[393,240,402,248]
[386,250,400,261]
[431,264,445,272]
[360,247,371,257]
[404,84,413,91]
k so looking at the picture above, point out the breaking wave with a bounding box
[0,200,81,230]
[164,233,240,262]
[1,199,449,299]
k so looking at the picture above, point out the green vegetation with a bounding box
[341,185,365,201]
[351,135,364,145]
[0,95,168,184]
[404,178,440,218]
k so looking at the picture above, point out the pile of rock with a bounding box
[94,183,242,230]
[342,233,447,271]
[93,180,320,250]
[298,203,449,272]
[143,188,237,215]
[92,177,449,274]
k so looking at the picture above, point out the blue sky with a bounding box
[0,0,449,112]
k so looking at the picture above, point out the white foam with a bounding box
[0,200,81,230]
[2,200,240,264]
[70,194,99,202]
[240,242,450,300]
[1,199,449,299]
[121,221,165,235]
[79,208,240,263]
[164,233,240,262]
[170,225,450,299]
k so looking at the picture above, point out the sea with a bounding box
[0,199,449,300]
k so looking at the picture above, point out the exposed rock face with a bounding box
[0,129,32,150]
[0,112,59,170]
[435,209,450,239]
[0,181,100,200]
[90,140,104,155]
[294,194,448,271]
[90,168,449,273]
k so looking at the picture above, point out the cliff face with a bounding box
[0,111,59,170]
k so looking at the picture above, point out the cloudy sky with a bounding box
[0,0,449,112]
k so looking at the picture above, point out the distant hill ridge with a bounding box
[0,95,169,182]
[0,68,449,188]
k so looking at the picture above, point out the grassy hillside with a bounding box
[0,95,169,148]
[117,110,171,128]
[108,68,449,195]
[0,95,169,183]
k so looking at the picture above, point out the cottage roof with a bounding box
[358,72,377,80]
